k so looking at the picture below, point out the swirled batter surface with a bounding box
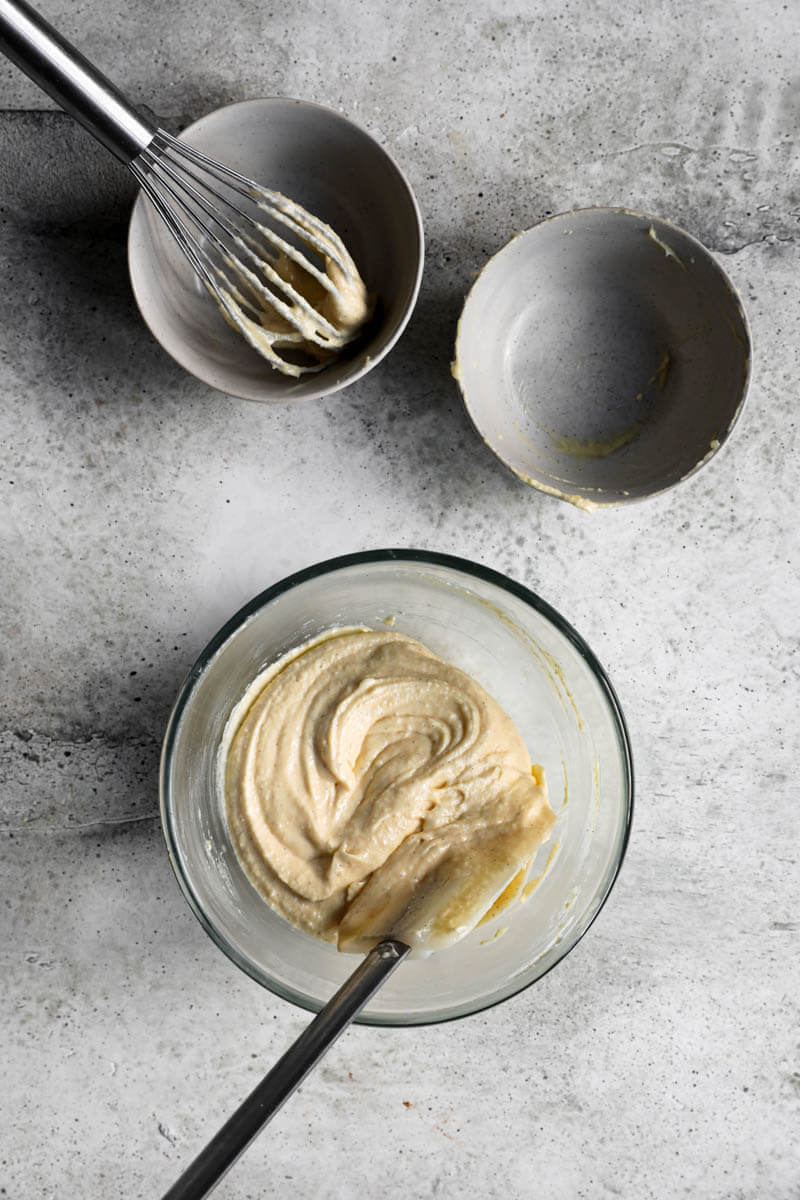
[224,629,555,952]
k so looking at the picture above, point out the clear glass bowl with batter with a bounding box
[160,550,633,1026]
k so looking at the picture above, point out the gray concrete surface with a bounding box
[1,0,799,1197]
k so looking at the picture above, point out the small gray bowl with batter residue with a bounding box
[453,207,751,510]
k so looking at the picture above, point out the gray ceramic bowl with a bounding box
[160,550,632,1026]
[454,208,751,509]
[128,98,424,402]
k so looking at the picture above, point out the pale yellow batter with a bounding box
[223,628,555,953]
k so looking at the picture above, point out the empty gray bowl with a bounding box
[454,208,751,509]
[128,98,424,402]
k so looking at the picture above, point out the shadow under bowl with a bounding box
[128,97,424,402]
[454,208,751,509]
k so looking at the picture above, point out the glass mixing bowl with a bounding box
[160,550,633,1025]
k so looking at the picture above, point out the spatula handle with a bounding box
[161,939,410,1200]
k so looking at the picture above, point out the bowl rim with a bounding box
[127,95,425,404]
[160,548,634,1026]
[453,205,753,509]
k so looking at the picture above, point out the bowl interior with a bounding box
[128,98,423,402]
[161,554,632,1026]
[455,209,750,505]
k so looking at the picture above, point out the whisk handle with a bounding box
[0,0,155,162]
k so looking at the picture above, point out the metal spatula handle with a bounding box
[0,0,154,160]
[161,938,410,1200]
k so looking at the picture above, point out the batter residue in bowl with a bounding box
[223,628,555,953]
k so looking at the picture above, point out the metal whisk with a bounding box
[0,0,370,377]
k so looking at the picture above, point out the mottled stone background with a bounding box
[1,1,798,1196]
